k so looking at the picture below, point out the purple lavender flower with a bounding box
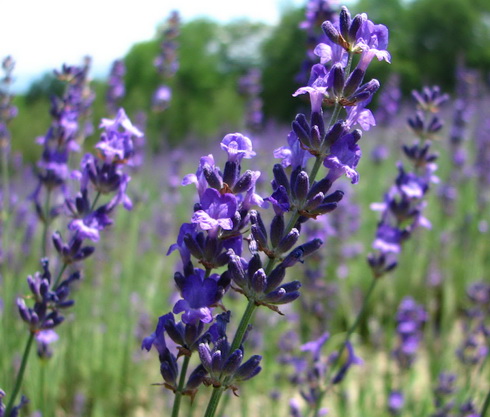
[35,329,59,359]
[106,59,126,116]
[0,390,28,417]
[323,129,362,184]
[173,269,222,324]
[220,133,256,163]
[330,341,363,384]
[191,188,237,237]
[392,297,427,369]
[388,391,404,415]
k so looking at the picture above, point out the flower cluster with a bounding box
[32,62,95,240]
[238,68,264,132]
[297,0,339,84]
[392,296,427,369]
[106,59,126,117]
[152,10,180,111]
[143,6,389,415]
[6,108,142,414]
[368,86,446,279]
[0,389,28,417]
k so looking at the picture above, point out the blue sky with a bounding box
[1,0,307,91]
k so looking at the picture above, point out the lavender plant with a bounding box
[152,10,180,112]
[106,59,126,117]
[143,5,390,417]
[31,63,95,257]
[2,108,142,416]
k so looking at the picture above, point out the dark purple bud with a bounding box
[247,254,263,281]
[275,291,301,305]
[211,350,223,373]
[322,21,340,45]
[233,171,253,193]
[183,234,204,259]
[250,210,268,242]
[289,166,302,200]
[344,68,365,97]
[74,246,95,261]
[57,300,75,308]
[310,125,322,150]
[228,255,247,287]
[282,239,323,268]
[251,225,268,251]
[165,320,185,346]
[293,171,309,202]
[264,265,286,293]
[305,192,324,211]
[273,164,291,194]
[292,119,311,149]
[280,281,302,293]
[339,6,352,41]
[309,203,338,216]
[263,287,287,303]
[324,121,347,148]
[332,64,345,97]
[223,349,243,376]
[223,161,240,188]
[251,268,267,294]
[323,190,344,204]
[17,299,31,323]
[203,166,223,190]
[198,343,213,372]
[160,360,177,386]
[307,177,332,199]
[277,229,300,254]
[281,248,304,268]
[428,116,443,133]
[270,214,285,248]
[348,14,365,42]
[52,231,63,253]
[351,79,380,102]
[311,111,325,138]
[234,355,262,381]
[186,364,208,390]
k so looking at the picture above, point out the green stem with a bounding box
[202,299,257,417]
[52,262,68,289]
[5,332,35,415]
[90,191,101,212]
[481,388,490,417]
[311,276,379,417]
[39,360,46,414]
[229,299,257,353]
[203,387,225,417]
[171,355,191,417]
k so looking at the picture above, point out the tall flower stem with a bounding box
[5,332,35,415]
[52,262,68,289]
[204,387,225,417]
[310,276,379,417]
[171,355,191,417]
[203,299,257,417]
[39,360,47,414]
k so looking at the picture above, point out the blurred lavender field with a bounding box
[1,1,489,417]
